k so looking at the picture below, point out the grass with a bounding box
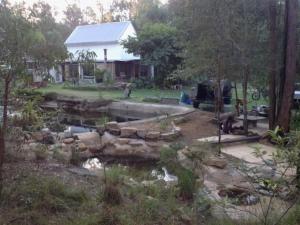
[38,84,182,102]
[39,84,268,111]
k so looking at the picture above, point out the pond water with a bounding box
[82,158,178,184]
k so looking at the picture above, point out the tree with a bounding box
[169,0,269,134]
[133,0,168,30]
[28,1,68,77]
[63,4,84,30]
[276,0,298,132]
[122,23,182,86]
[83,6,97,24]
[0,3,41,194]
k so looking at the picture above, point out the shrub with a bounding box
[70,147,82,166]
[105,166,125,185]
[102,185,122,206]
[159,146,178,171]
[176,168,196,200]
[43,92,58,101]
[2,177,88,213]
[34,144,48,161]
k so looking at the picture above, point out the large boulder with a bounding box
[101,132,117,146]
[161,131,181,141]
[105,122,121,135]
[120,127,137,138]
[63,138,75,145]
[75,132,102,150]
[204,157,227,169]
[137,129,148,139]
[177,149,194,171]
[102,138,160,160]
[31,131,55,145]
[146,131,161,140]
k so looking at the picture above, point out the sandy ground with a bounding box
[177,110,217,144]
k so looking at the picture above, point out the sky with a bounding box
[8,0,168,20]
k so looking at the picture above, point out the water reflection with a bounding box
[82,158,103,171]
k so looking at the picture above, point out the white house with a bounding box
[60,21,149,83]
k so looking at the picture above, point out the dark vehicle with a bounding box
[192,80,232,108]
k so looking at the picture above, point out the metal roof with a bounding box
[65,21,131,46]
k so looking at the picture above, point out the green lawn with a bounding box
[38,84,268,109]
[38,84,182,102]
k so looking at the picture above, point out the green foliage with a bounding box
[105,166,125,186]
[159,146,178,169]
[34,144,48,161]
[70,146,82,166]
[291,110,300,131]
[122,23,182,86]
[130,77,154,89]
[43,92,58,101]
[102,185,122,206]
[94,68,105,83]
[176,168,196,200]
[2,176,88,213]
[267,126,290,146]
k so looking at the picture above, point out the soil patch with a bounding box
[177,110,217,144]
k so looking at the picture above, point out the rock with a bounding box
[105,121,120,132]
[31,131,55,145]
[120,127,137,138]
[63,138,74,144]
[101,132,117,145]
[117,138,130,144]
[161,131,180,141]
[75,132,102,150]
[31,132,45,142]
[78,142,88,151]
[129,140,144,147]
[177,150,194,171]
[137,129,148,139]
[68,168,97,177]
[43,133,55,145]
[96,125,106,136]
[79,150,94,159]
[103,141,160,160]
[146,131,161,140]
[204,157,227,169]
[173,117,187,125]
[218,185,251,198]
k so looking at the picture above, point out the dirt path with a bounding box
[178,110,217,144]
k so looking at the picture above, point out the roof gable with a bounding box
[65,21,132,46]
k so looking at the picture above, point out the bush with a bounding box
[102,185,122,206]
[2,177,88,213]
[176,168,196,200]
[105,166,125,186]
[159,146,178,171]
[95,68,106,83]
[130,77,154,89]
[43,92,58,101]
[70,146,82,166]
[34,144,48,161]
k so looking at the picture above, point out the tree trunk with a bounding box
[0,76,10,195]
[268,0,277,130]
[277,0,298,132]
[242,65,249,135]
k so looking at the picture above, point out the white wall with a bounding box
[66,23,140,62]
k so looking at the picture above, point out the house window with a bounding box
[69,64,79,78]
[82,63,95,77]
